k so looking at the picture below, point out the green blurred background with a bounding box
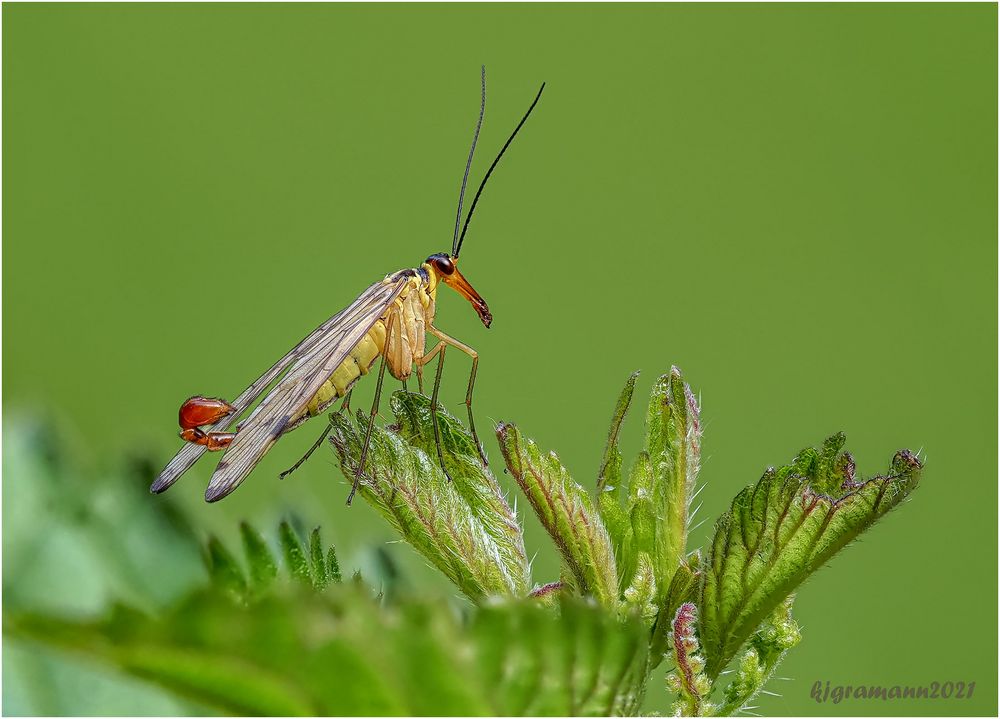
[3,3,996,716]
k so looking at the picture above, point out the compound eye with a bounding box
[435,257,455,275]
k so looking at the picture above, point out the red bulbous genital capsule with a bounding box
[179,396,236,429]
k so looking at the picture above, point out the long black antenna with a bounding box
[454,81,545,258]
[452,66,487,256]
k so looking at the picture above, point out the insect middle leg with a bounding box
[278,389,353,481]
[427,325,487,466]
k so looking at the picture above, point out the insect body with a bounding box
[152,69,543,503]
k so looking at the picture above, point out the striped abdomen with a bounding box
[287,278,436,431]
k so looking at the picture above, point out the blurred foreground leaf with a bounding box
[7,581,649,716]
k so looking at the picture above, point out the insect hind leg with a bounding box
[279,389,353,481]
[350,316,395,505]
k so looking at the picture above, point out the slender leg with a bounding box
[428,343,452,482]
[350,316,394,505]
[278,389,353,480]
[401,378,408,393]
[427,326,487,466]
[416,363,425,395]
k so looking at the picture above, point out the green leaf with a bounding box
[644,367,702,601]
[649,554,701,664]
[598,371,641,497]
[278,521,312,587]
[328,392,529,601]
[700,437,922,678]
[593,369,702,601]
[6,583,650,716]
[239,521,277,592]
[664,602,713,716]
[204,535,247,600]
[597,373,639,591]
[308,528,328,590]
[471,598,650,716]
[497,422,619,609]
[326,547,342,584]
[720,596,801,716]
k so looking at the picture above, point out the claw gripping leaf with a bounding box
[699,435,922,678]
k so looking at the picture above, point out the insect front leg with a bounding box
[427,326,487,466]
[178,396,236,450]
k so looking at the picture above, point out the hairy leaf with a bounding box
[700,436,922,678]
[649,555,701,664]
[497,422,619,609]
[278,520,312,587]
[598,373,640,592]
[720,596,800,716]
[239,521,277,593]
[328,392,529,601]
[644,368,702,598]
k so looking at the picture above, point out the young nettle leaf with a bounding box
[665,602,713,717]
[650,555,701,664]
[212,521,340,597]
[594,369,703,603]
[699,436,922,679]
[205,535,247,600]
[645,368,702,597]
[597,372,640,565]
[308,528,330,590]
[720,596,800,716]
[622,552,657,620]
[471,598,650,716]
[390,392,527,588]
[239,521,278,592]
[278,520,313,587]
[328,392,530,601]
[497,422,620,609]
[326,547,342,584]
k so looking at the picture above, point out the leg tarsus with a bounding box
[463,355,487,466]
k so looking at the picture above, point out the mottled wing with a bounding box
[151,277,404,495]
[201,277,407,502]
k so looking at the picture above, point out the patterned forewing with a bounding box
[202,278,407,501]
[151,277,404,496]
